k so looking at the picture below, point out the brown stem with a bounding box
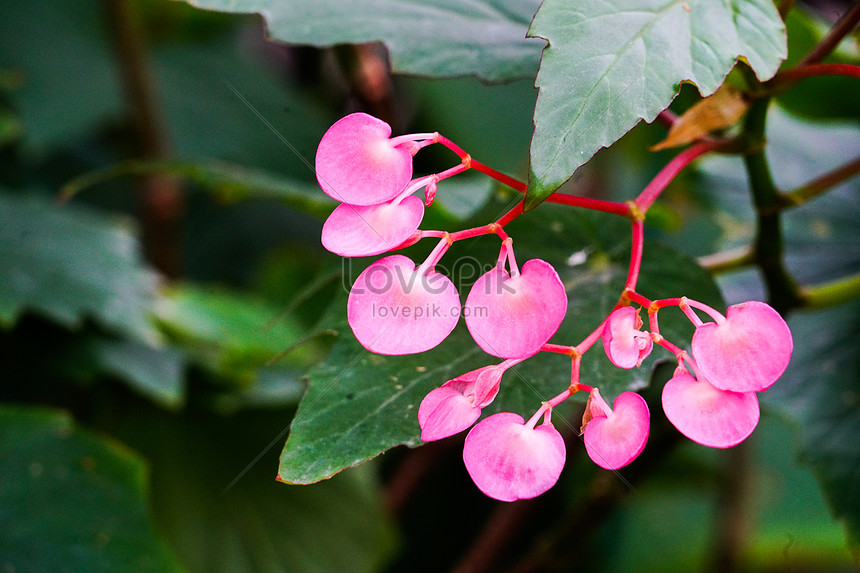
[709,443,752,573]
[509,424,685,573]
[451,500,539,573]
[384,440,457,515]
[778,154,860,210]
[335,42,400,132]
[104,0,183,278]
[798,1,860,66]
[777,0,795,20]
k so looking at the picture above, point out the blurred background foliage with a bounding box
[0,0,858,572]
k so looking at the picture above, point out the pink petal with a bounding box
[315,113,413,206]
[418,386,482,441]
[661,372,759,448]
[692,300,793,392]
[417,365,504,441]
[464,259,567,359]
[321,196,424,257]
[463,413,566,502]
[602,307,653,369]
[583,391,650,470]
[347,255,460,355]
[469,366,504,408]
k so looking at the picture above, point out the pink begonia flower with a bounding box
[691,300,792,393]
[661,371,760,448]
[321,195,424,257]
[464,259,567,359]
[463,412,566,502]
[347,255,459,355]
[315,113,413,206]
[418,364,505,441]
[581,388,649,470]
[602,306,653,369]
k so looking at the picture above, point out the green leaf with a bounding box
[279,204,723,484]
[61,159,334,217]
[181,0,544,81]
[88,338,187,409]
[0,406,184,573]
[0,191,159,342]
[0,106,22,146]
[117,405,396,573]
[525,0,787,209]
[431,174,495,221]
[762,300,860,555]
[153,283,308,380]
[0,0,121,149]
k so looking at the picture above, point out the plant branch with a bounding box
[778,154,860,210]
[741,98,804,313]
[697,245,755,274]
[801,273,860,309]
[633,139,726,213]
[103,0,183,278]
[798,1,860,66]
[544,192,631,217]
[771,63,860,86]
[468,156,631,217]
[709,442,752,573]
[451,500,540,573]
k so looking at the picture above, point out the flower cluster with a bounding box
[314,113,794,502]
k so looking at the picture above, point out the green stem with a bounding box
[698,246,755,274]
[742,98,803,313]
[801,273,860,309]
[778,154,860,211]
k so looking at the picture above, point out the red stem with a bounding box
[574,320,608,356]
[656,109,678,129]
[541,343,575,355]
[626,290,653,308]
[625,219,645,291]
[472,157,629,217]
[495,201,525,227]
[447,202,524,242]
[435,133,470,159]
[470,158,527,192]
[545,193,630,217]
[633,140,722,212]
[774,63,860,84]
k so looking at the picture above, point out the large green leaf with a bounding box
[116,405,396,573]
[181,0,544,81]
[762,301,860,555]
[0,406,183,572]
[0,191,159,343]
[279,202,723,484]
[525,0,787,209]
[152,283,309,380]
